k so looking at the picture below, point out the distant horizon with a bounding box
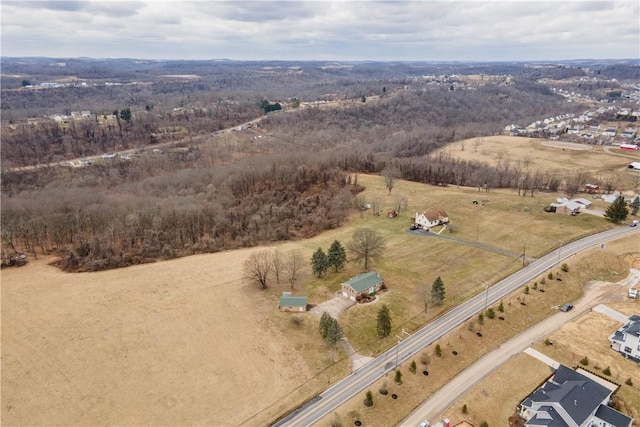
[2,1,638,62]
[2,56,637,64]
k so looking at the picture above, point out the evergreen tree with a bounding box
[319,311,332,338]
[119,108,132,122]
[327,240,347,272]
[604,195,628,223]
[326,317,343,347]
[431,276,446,306]
[376,304,392,337]
[630,196,639,216]
[311,248,329,277]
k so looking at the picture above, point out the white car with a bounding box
[418,421,430,427]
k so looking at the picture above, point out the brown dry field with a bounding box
[1,247,348,427]
[1,172,636,427]
[434,135,640,190]
[317,234,640,427]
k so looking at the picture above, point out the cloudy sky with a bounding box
[1,0,638,61]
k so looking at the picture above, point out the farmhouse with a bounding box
[341,271,384,302]
[413,209,449,229]
[519,365,632,427]
[278,292,307,312]
[549,199,581,216]
[609,314,640,363]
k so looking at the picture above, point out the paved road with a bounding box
[272,226,638,427]
[399,279,627,426]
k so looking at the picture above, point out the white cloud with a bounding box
[1,0,638,61]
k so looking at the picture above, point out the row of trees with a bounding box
[311,240,348,277]
[242,249,306,290]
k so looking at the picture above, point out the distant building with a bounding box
[278,292,307,312]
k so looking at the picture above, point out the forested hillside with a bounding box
[2,59,635,271]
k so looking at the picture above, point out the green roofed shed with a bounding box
[278,293,307,312]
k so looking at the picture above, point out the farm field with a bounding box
[0,174,630,427]
[434,135,640,190]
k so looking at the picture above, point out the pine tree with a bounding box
[630,196,639,216]
[326,317,344,347]
[327,240,347,272]
[311,248,329,277]
[431,276,446,306]
[604,195,629,223]
[377,304,392,337]
[319,312,332,338]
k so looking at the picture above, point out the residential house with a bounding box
[602,128,617,137]
[602,193,622,204]
[549,199,581,216]
[519,365,632,427]
[341,271,384,302]
[413,209,449,229]
[278,292,307,312]
[609,314,640,363]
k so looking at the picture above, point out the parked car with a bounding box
[560,303,574,312]
[418,421,430,427]
[630,220,639,227]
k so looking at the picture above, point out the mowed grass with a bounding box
[433,135,640,190]
[316,234,639,427]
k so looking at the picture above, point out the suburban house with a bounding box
[548,199,582,216]
[278,292,307,312]
[413,209,449,229]
[341,271,384,302]
[519,365,632,427]
[609,314,640,363]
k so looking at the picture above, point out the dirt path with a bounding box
[399,273,636,426]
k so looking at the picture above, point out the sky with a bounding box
[1,0,639,62]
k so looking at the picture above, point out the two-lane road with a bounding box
[273,226,638,427]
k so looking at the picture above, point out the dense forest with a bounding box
[1,58,637,271]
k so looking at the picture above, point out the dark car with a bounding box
[560,303,574,312]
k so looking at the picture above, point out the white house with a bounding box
[413,209,449,229]
[609,314,640,363]
[519,365,632,427]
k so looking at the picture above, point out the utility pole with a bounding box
[522,243,526,266]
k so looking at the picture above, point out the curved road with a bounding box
[272,225,639,427]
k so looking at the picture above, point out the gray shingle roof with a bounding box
[595,404,632,427]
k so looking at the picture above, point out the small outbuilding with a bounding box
[278,292,307,312]
[341,271,384,302]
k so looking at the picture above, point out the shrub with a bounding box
[532,282,538,290]
[486,308,495,319]
[481,422,489,427]
[579,356,589,366]
[435,344,442,357]
[544,338,552,346]
[561,263,569,272]
[602,366,611,376]
[331,413,343,427]
[395,370,403,384]
[478,313,484,325]
[462,404,468,414]
[524,285,530,295]
[420,353,431,366]
[625,377,633,386]
[364,390,373,407]
[498,301,504,313]
[379,382,388,395]
[548,272,554,280]
[540,277,546,285]
[409,360,417,374]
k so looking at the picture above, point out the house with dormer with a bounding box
[519,365,632,427]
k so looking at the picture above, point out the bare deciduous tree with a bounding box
[285,250,305,290]
[271,249,284,284]
[393,194,408,215]
[243,250,273,289]
[347,227,386,270]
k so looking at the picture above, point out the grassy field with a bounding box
[0,171,633,427]
[317,234,639,427]
[433,135,640,190]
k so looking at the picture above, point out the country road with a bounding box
[272,225,639,427]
